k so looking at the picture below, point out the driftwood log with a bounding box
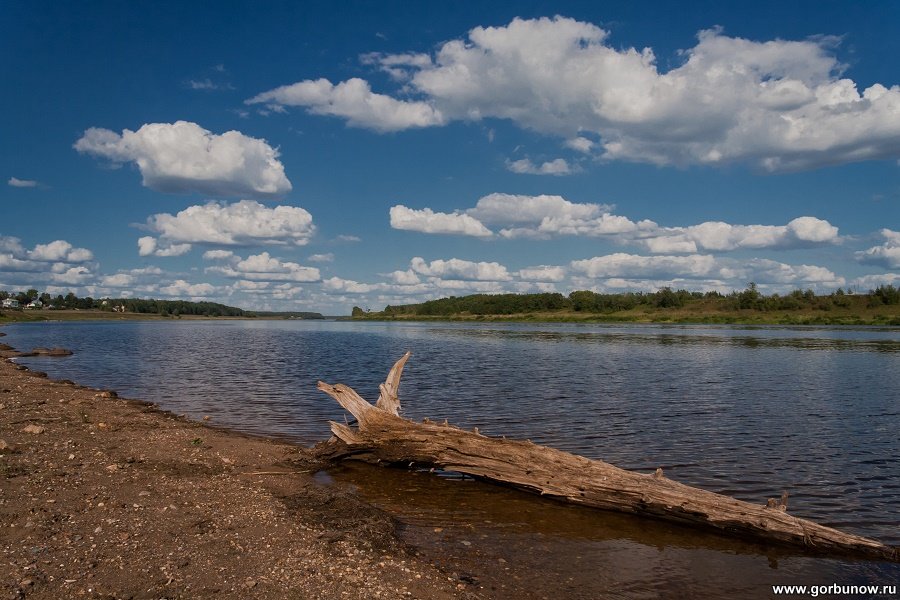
[316,352,898,562]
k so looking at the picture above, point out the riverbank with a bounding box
[0,310,267,325]
[354,306,900,326]
[0,336,481,599]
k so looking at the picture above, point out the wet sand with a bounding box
[0,336,482,599]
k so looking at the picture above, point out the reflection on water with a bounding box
[324,462,899,600]
[429,326,900,353]
[5,320,900,598]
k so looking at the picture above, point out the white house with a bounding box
[2,298,20,309]
[25,300,43,310]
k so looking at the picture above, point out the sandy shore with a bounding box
[0,335,482,599]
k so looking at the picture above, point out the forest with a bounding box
[0,288,248,318]
[354,284,900,322]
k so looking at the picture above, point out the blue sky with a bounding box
[2,1,899,313]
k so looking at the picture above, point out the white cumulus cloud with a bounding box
[322,276,382,294]
[410,257,512,281]
[259,16,900,170]
[468,193,611,224]
[158,279,219,298]
[634,216,840,253]
[29,240,93,262]
[399,193,839,251]
[0,236,98,289]
[206,251,320,282]
[517,265,567,282]
[506,158,574,176]
[571,253,842,286]
[246,78,445,132]
[855,228,900,269]
[142,200,315,253]
[74,121,292,198]
[389,205,493,237]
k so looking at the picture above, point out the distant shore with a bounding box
[0,309,322,325]
[353,308,900,327]
[0,329,479,599]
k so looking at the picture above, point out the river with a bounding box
[4,319,899,598]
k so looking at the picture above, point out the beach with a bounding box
[0,337,482,599]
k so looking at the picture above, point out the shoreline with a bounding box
[351,311,900,327]
[0,331,481,599]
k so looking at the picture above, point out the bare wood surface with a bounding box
[316,354,898,562]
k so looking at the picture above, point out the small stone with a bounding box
[0,439,11,451]
[68,454,75,460]
[21,424,45,434]
[203,415,211,421]
[138,491,151,497]
[243,579,257,589]
[460,540,471,546]
[105,464,118,472]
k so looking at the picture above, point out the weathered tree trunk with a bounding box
[316,352,898,562]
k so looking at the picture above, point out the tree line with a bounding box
[0,289,248,317]
[359,284,900,317]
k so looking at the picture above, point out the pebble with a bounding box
[22,424,46,434]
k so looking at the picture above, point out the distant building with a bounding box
[24,300,43,310]
[2,298,20,309]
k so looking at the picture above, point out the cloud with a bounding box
[466,193,649,240]
[634,216,840,253]
[851,272,900,290]
[855,228,900,268]
[206,251,320,282]
[336,234,361,243]
[202,249,236,261]
[28,240,93,262]
[360,52,433,81]
[0,236,97,287]
[517,265,567,282]
[564,137,595,153]
[571,252,842,286]
[8,177,38,188]
[99,267,166,289]
[322,276,381,294]
[157,279,219,298]
[506,158,574,175]
[468,193,612,224]
[137,236,191,257]
[259,16,900,170]
[142,200,315,253]
[389,205,493,237]
[188,79,217,90]
[308,253,334,263]
[74,121,291,198]
[186,78,234,91]
[410,256,512,281]
[246,78,445,132]
[388,269,420,285]
[398,193,839,251]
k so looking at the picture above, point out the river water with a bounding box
[4,319,899,598]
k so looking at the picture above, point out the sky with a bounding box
[2,1,899,314]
